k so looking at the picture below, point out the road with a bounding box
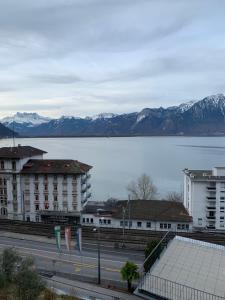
[0,234,144,283]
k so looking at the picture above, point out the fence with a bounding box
[139,274,225,300]
[143,231,171,273]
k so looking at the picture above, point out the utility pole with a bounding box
[97,224,101,284]
[122,206,126,248]
[128,194,131,229]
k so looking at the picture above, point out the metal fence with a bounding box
[143,231,171,273]
[139,274,225,300]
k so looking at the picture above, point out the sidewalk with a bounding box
[47,275,142,300]
[0,230,72,246]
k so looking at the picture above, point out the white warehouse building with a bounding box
[183,167,225,230]
[0,145,92,223]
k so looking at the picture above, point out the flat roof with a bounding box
[141,236,225,299]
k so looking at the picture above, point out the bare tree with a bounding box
[127,174,157,200]
[166,191,183,202]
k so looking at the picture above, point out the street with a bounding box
[0,234,144,283]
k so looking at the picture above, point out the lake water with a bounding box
[0,137,225,201]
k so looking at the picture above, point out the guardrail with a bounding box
[139,274,224,300]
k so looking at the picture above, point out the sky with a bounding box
[0,0,225,118]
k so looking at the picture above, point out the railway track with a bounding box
[0,219,225,247]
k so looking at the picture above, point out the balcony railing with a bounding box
[207,186,216,190]
[206,206,216,210]
[206,216,216,220]
[138,274,224,300]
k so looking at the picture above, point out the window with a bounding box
[168,224,171,229]
[186,224,189,230]
[83,218,85,223]
[103,219,107,224]
[45,195,48,201]
[35,195,39,201]
[35,204,39,211]
[54,175,57,180]
[44,184,48,191]
[1,161,4,169]
[63,175,67,180]
[35,184,38,191]
[137,221,142,228]
[86,218,89,223]
[221,197,225,200]
[160,223,163,229]
[91,218,93,224]
[12,161,16,170]
[220,216,224,220]
[35,215,40,222]
[120,220,123,227]
[34,175,38,181]
[146,222,151,228]
[129,221,132,227]
[13,174,16,181]
[54,184,57,191]
[44,174,48,181]
[54,196,58,202]
[107,219,111,225]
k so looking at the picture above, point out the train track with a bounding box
[0,219,225,247]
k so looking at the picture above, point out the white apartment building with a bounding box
[82,199,192,232]
[0,145,92,223]
[183,167,225,230]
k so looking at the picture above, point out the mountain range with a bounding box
[1,93,225,137]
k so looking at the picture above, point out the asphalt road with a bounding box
[0,235,144,283]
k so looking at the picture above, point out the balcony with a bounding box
[206,216,215,220]
[207,186,216,190]
[207,196,216,200]
[206,206,216,210]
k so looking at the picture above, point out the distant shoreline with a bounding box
[1,134,225,139]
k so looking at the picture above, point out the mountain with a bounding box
[0,123,17,138]
[2,93,225,136]
[2,112,51,136]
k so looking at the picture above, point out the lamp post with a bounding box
[94,215,104,285]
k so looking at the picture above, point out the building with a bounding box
[0,145,92,223]
[82,199,192,232]
[183,167,225,230]
[136,236,225,299]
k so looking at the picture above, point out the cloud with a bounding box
[0,0,225,117]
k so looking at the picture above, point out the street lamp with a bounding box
[93,215,104,285]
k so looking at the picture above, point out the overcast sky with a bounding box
[0,0,225,118]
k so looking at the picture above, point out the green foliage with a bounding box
[0,248,21,284]
[120,261,139,292]
[0,248,45,300]
[15,257,45,300]
[144,239,162,272]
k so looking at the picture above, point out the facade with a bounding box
[82,199,192,232]
[183,167,225,230]
[0,145,92,223]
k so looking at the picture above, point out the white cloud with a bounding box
[0,0,225,118]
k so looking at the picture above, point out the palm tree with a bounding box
[120,261,139,292]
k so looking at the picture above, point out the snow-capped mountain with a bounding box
[2,93,225,136]
[88,113,118,120]
[2,112,51,126]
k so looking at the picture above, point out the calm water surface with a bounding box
[1,137,225,200]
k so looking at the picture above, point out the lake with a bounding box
[0,137,225,201]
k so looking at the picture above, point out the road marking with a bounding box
[0,242,137,265]
[0,247,121,273]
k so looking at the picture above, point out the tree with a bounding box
[166,191,183,202]
[0,248,21,285]
[144,240,161,272]
[120,261,139,292]
[15,257,45,300]
[127,174,157,200]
